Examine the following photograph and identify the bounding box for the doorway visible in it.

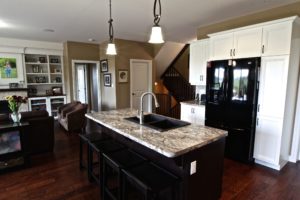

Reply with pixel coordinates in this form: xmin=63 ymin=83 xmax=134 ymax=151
xmin=130 ymin=59 xmax=152 ymax=112
xmin=72 ymin=60 xmax=101 ymax=112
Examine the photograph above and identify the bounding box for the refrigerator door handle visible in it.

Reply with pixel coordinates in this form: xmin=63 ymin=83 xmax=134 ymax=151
xmin=230 ymin=128 xmax=245 ymax=132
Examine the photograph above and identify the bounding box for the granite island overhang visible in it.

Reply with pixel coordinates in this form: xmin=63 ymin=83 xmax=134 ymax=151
xmin=86 ymin=109 xmax=227 ymax=200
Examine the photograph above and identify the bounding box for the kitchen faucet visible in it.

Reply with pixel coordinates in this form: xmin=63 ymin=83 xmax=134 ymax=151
xmin=139 ymin=92 xmax=160 ymax=124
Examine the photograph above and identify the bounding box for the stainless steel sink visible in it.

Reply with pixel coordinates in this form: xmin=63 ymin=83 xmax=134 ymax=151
xmin=124 ymin=114 xmax=190 ymax=132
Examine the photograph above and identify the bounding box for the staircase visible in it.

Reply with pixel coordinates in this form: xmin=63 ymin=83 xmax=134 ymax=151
xmin=157 ymin=44 xmax=195 ymax=119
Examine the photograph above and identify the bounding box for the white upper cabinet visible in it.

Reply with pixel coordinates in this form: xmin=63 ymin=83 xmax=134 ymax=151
xmin=234 ymin=27 xmax=262 ymax=58
xmin=189 ymin=39 xmax=209 ymax=85
xmin=209 ymin=27 xmax=262 ymax=60
xmin=209 ymin=33 xmax=233 ymax=61
xmin=262 ymin=22 xmax=293 ymax=56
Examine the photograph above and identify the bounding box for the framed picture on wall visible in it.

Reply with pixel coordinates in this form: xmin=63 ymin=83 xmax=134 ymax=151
xmin=103 ymin=73 xmax=111 ymax=87
xmin=100 ymin=59 xmax=108 ymax=72
xmin=118 ymin=70 xmax=128 ymax=83
xmin=0 ymin=53 xmax=24 ymax=86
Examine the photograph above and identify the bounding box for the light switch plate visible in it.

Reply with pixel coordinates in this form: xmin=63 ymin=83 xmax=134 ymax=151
xmin=190 ymin=160 xmax=197 ymax=175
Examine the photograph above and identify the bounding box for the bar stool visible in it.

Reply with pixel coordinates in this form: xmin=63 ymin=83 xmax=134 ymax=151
xmin=102 ymin=149 xmax=146 ymax=200
xmin=79 ymin=131 xmax=110 ymax=171
xmin=88 ymin=140 xmax=126 ymax=185
xmin=122 ymin=162 xmax=179 ymax=200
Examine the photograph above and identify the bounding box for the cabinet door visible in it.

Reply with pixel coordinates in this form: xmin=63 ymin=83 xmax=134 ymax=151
xmin=189 ymin=39 xmax=209 ymax=85
xmin=233 ymin=27 xmax=262 ymax=58
xmin=254 ymin=56 xmax=289 ymax=167
xmin=262 ymin=22 xmax=292 ymax=56
xmin=254 ymin=116 xmax=282 ymax=165
xmin=193 ymin=106 xmax=205 ymax=125
xmin=50 ymin=96 xmax=66 ymax=118
xmin=189 ymin=42 xmax=202 ymax=85
xmin=209 ymin=33 xmax=233 ymax=61
xmin=258 ymin=56 xmax=289 ymax=118
xmin=180 ymin=104 xmax=192 ymax=122
xmin=28 ymin=97 xmax=47 ymax=112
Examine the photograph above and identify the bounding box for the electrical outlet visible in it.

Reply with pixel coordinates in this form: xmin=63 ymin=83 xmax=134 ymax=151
xmin=190 ymin=161 xmax=197 ymax=175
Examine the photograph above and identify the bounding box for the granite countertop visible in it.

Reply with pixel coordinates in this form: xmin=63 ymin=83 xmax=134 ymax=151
xmin=86 ymin=109 xmax=227 ymax=158
xmin=181 ymin=100 xmax=205 ymax=107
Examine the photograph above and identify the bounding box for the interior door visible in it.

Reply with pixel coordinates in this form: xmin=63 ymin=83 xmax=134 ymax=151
xmin=75 ymin=64 xmax=87 ymax=104
xmin=130 ymin=60 xmax=152 ymax=112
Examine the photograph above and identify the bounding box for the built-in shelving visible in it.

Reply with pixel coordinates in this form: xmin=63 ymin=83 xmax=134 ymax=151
xmin=24 ymin=54 xmax=64 ymax=96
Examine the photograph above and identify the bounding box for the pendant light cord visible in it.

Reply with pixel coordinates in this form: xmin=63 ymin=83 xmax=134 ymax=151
xmin=108 ymin=0 xmax=114 ymax=43
xmin=153 ymin=0 xmax=161 ymax=26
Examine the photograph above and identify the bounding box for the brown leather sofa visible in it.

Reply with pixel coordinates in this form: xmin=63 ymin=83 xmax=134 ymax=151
xmin=0 ymin=110 xmax=54 ymax=155
xmin=57 ymin=102 xmax=88 ymax=132
xmin=20 ymin=110 xmax=54 ymax=155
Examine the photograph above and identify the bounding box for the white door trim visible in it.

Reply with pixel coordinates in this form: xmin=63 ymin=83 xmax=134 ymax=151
xmin=71 ymin=60 xmax=101 ymax=111
xmin=130 ymin=59 xmax=153 ymax=111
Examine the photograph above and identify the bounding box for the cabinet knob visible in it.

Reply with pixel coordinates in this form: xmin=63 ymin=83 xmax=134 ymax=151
xmin=191 ymin=108 xmax=195 ymax=113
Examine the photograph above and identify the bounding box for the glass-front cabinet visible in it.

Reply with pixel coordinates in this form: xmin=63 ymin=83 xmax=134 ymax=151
xmin=28 ymin=96 xmax=66 ymax=119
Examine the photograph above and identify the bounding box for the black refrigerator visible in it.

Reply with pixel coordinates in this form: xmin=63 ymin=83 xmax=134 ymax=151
xmin=205 ymin=57 xmax=260 ymax=163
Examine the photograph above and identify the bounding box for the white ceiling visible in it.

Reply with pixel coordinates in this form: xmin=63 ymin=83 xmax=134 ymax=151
xmin=0 ymin=0 xmax=299 ymax=44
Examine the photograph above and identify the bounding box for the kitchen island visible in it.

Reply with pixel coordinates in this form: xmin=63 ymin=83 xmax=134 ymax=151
xmin=86 ymin=109 xmax=227 ymax=200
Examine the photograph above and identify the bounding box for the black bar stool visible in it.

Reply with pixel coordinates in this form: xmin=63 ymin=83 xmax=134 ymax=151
xmin=102 ymin=149 xmax=146 ymax=200
xmin=88 ymin=140 xmax=126 ymax=186
xmin=122 ymin=162 xmax=179 ymax=200
xmin=79 ymin=131 xmax=110 ymax=171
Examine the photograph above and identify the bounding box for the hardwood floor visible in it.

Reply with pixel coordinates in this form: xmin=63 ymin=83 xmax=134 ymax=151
xmin=0 ymin=120 xmax=299 ymax=200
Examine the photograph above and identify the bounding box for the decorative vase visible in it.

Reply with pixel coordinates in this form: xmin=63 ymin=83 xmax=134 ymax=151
xmin=10 ymin=112 xmax=21 ymax=123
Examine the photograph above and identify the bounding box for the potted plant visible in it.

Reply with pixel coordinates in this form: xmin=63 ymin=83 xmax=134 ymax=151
xmin=5 ymin=95 xmax=27 ymax=123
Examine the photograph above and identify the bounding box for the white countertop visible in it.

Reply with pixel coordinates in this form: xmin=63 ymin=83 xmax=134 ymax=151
xmin=180 ymin=100 xmax=205 ymax=107
xmin=86 ymin=109 xmax=227 ymax=158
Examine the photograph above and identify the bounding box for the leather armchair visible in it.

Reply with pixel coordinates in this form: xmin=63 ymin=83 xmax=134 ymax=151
xmin=58 ymin=102 xmax=88 ymax=132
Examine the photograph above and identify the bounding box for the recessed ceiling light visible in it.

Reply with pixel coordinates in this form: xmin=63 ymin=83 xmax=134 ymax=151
xmin=88 ymin=38 xmax=96 ymax=42
xmin=44 ymin=28 xmax=55 ymax=32
xmin=0 ymin=20 xmax=9 ymax=28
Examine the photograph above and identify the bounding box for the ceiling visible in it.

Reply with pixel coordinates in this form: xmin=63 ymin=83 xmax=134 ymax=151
xmin=0 ymin=0 xmax=299 ymax=44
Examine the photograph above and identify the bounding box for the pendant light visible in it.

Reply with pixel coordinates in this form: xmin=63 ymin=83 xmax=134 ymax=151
xmin=106 ymin=0 xmax=117 ymax=55
xmin=149 ymin=0 xmax=164 ymax=44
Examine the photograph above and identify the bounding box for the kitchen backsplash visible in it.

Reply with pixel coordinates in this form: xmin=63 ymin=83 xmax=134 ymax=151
xmin=195 ymin=85 xmax=206 ymax=99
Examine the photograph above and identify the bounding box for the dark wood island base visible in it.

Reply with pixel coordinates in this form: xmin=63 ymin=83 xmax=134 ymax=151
xmin=100 ymin=124 xmax=226 ymax=200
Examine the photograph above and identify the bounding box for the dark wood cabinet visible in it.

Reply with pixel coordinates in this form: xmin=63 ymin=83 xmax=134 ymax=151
xmin=0 ymin=122 xmax=30 ymax=173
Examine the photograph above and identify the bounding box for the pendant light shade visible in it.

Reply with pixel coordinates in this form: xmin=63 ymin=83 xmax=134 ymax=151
xmin=106 ymin=0 xmax=117 ymax=55
xmin=149 ymin=0 xmax=164 ymax=44
xmin=149 ymin=26 xmax=164 ymax=44
xmin=106 ymin=42 xmax=117 ymax=55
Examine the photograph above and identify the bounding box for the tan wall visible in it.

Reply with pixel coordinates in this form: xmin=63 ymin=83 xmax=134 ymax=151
xmin=63 ymin=41 xmax=99 ymax=102
xmin=172 ymin=46 xmax=190 ymax=81
xmin=99 ymin=41 xmax=117 ymax=110
xmin=115 ymin=39 xmax=155 ymax=109
xmin=197 ymin=2 xmax=300 ymax=39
